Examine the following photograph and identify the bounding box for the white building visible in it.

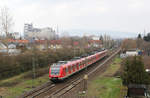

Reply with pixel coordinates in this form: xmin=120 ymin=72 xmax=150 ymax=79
xmin=90 ymin=35 xmax=100 ymax=40
xmin=24 ymin=23 xmax=33 ymax=39
xmin=24 ymin=23 xmax=56 ymax=40
xmin=126 ymin=50 xmax=138 ymax=56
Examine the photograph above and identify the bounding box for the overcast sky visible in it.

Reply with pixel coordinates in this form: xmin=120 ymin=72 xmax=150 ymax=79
xmin=0 ymin=0 xmax=150 ymax=37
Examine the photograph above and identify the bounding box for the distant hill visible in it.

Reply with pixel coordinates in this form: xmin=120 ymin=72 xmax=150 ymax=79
xmin=60 ymin=29 xmax=138 ymax=39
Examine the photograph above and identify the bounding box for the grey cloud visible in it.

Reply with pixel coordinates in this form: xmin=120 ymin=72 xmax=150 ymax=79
xmin=1 ymin=0 xmax=150 ymax=37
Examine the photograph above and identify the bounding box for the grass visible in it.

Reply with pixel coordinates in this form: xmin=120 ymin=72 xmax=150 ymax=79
xmin=0 ymin=57 xmax=123 ymax=98
xmin=6 ymin=74 xmax=49 ymax=98
xmin=88 ymin=77 xmax=122 ymax=98
xmin=87 ymin=56 xmax=125 ymax=98
xmin=0 ymin=67 xmax=49 ymax=98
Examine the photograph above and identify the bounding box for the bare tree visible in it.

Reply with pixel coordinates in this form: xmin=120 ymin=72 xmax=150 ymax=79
xmin=0 ymin=7 xmax=13 ymax=37
xmin=121 ymin=39 xmax=137 ymax=51
xmin=0 ymin=7 xmax=13 ymax=52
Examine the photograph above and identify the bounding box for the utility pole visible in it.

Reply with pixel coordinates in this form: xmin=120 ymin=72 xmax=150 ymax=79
xmin=83 ymin=52 xmax=88 ymax=94
xmin=32 ymin=55 xmax=36 ymax=88
xmin=32 ymin=39 xmax=36 ymax=88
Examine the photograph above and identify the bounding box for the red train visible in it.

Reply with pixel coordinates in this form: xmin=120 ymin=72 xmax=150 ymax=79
xmin=49 ymin=50 xmax=108 ymax=82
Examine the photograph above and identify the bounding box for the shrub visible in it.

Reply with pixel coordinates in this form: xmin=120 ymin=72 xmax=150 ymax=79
xmin=121 ymin=56 xmax=150 ymax=85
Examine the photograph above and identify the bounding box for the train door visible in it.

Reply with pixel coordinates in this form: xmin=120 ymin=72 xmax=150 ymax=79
xmin=79 ymin=62 xmax=81 ymax=69
xmin=91 ymin=57 xmax=93 ymax=64
xmin=63 ymin=68 xmax=66 ymax=77
xmin=82 ymin=60 xmax=85 ymax=68
xmin=73 ymin=64 xmax=75 ymax=72
xmin=68 ymin=66 xmax=71 ymax=74
xmin=65 ymin=67 xmax=68 ymax=77
xmin=76 ymin=62 xmax=79 ymax=70
xmin=90 ymin=57 xmax=92 ymax=64
xmin=94 ymin=56 xmax=96 ymax=62
xmin=97 ymin=53 xmax=100 ymax=60
xmin=84 ymin=59 xmax=86 ymax=67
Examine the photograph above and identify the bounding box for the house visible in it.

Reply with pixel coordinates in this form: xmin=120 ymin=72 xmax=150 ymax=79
xmin=127 ymin=84 xmax=150 ymax=97
xmin=0 ymin=42 xmax=7 ymax=49
xmin=0 ymin=42 xmax=7 ymax=53
xmin=0 ymin=42 xmax=21 ymax=55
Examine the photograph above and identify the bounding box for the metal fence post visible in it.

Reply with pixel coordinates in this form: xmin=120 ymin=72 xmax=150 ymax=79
xmin=83 ymin=75 xmax=88 ymax=92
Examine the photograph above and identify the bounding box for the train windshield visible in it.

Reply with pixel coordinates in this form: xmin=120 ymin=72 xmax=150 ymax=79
xmin=51 ymin=61 xmax=68 ymax=75
xmin=51 ymin=68 xmax=60 ymax=75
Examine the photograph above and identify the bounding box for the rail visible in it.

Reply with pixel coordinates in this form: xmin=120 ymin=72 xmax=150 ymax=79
xmin=49 ymin=48 xmax=121 ymax=98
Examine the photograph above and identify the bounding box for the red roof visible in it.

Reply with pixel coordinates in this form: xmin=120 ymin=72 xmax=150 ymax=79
xmin=88 ymin=40 xmax=101 ymax=43
xmin=8 ymin=39 xmax=29 ymax=43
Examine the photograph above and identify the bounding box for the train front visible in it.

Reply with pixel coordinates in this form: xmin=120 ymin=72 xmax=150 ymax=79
xmin=49 ymin=61 xmax=66 ymax=82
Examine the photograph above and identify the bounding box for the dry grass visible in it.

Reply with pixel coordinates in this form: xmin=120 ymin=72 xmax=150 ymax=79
xmin=87 ymin=57 xmax=125 ymax=98
xmin=0 ymin=67 xmax=49 ymax=98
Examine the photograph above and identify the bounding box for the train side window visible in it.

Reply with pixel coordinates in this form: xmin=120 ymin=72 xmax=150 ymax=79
xmin=73 ymin=65 xmax=75 ymax=70
xmin=70 ymin=66 xmax=72 ymax=71
xmin=74 ymin=64 xmax=77 ymax=69
xmin=82 ymin=61 xmax=84 ymax=65
xmin=68 ymin=66 xmax=70 ymax=72
xmin=69 ymin=66 xmax=71 ymax=72
xmin=74 ymin=64 xmax=76 ymax=69
xmin=76 ymin=63 xmax=79 ymax=69
xmin=66 ymin=67 xmax=68 ymax=73
xmin=73 ymin=65 xmax=74 ymax=70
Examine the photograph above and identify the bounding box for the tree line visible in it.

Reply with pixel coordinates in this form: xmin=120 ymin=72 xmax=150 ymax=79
xmin=0 ymin=47 xmax=91 ymax=80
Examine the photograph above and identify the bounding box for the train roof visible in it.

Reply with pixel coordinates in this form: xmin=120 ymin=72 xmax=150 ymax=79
xmin=51 ymin=61 xmax=68 ymax=68
xmin=51 ymin=49 xmax=107 ymax=68
xmin=62 ymin=50 xmax=107 ymax=68
xmin=70 ymin=57 xmax=81 ymax=61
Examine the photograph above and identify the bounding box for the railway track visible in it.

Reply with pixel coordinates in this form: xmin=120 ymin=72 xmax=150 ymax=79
xmin=19 ymin=48 xmax=120 ymax=98
xmin=49 ymin=48 xmax=121 ymax=98
xmin=19 ymin=82 xmax=54 ymax=98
